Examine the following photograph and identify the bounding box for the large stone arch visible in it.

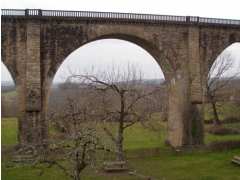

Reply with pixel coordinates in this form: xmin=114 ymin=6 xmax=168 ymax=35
xmin=44 ymin=37 xmax=169 ymax=145
xmin=205 ymin=40 xmax=240 ymax=75
xmin=40 ymin=20 xmax=190 ymax=87
xmin=199 ymin=27 xmax=240 ymax=93
xmin=41 ymin=27 xmax=194 ymax=148
xmin=38 ymin=20 xmax=200 ymax=148
xmin=204 ymin=42 xmax=240 ymax=103
xmin=41 ymin=32 xmax=173 ymax=123
xmin=45 ymin=34 xmax=171 ymax=83
xmin=200 ymin=40 xmax=240 ymax=101
xmin=47 ymin=35 xmax=170 ymax=93
xmin=206 ymin=41 xmax=240 ymax=76
xmin=42 ymin=35 xmax=170 ymax=144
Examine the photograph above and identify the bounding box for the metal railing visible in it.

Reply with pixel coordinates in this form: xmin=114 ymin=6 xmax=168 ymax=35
xmin=2 ymin=9 xmax=240 ymax=26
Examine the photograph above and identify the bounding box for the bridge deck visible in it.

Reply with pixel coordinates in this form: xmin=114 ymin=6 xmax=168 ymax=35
xmin=1 ymin=9 xmax=240 ymax=27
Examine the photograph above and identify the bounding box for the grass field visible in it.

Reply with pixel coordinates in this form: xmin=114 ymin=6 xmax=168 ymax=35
xmin=2 ymin=118 xmax=240 ymax=180
xmin=2 ymin=117 xmax=18 ymax=146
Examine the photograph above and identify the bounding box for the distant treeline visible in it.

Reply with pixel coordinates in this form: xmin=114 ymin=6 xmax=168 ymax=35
xmin=1 ymin=83 xmax=15 ymax=93
xmin=2 ymin=77 xmax=240 ymax=118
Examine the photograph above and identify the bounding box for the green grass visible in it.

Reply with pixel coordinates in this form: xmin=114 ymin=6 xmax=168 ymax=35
xmin=206 ymin=132 xmax=240 ymax=143
xmin=129 ymin=149 xmax=240 ymax=180
xmin=2 ymin=118 xmax=240 ymax=180
xmin=3 ymin=117 xmax=240 ymax=149
xmin=2 ymin=147 xmax=240 ymax=180
xmin=95 ymin=120 xmax=166 ymax=150
xmin=205 ymin=123 xmax=240 ymax=143
xmin=1 ymin=117 xmax=18 ymax=146
xmin=124 ymin=123 xmax=165 ymax=150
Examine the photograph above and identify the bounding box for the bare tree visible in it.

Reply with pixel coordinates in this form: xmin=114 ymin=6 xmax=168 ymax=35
xmin=38 ymin=92 xmax=104 ymax=180
xmin=207 ymin=52 xmax=240 ymax=126
xmin=66 ymin=67 xmax=158 ymax=161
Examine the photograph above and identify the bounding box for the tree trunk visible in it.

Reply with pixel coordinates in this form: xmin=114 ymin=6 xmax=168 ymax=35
xmin=211 ymin=101 xmax=221 ymax=126
xmin=115 ymin=91 xmax=125 ymax=161
xmin=116 ymin=120 xmax=124 ymax=161
xmin=74 ymin=151 xmax=81 ymax=180
xmin=74 ymin=174 xmax=80 ymax=180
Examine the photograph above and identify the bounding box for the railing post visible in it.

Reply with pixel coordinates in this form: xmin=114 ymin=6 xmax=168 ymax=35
xmin=186 ymin=16 xmax=190 ymax=23
xmin=25 ymin=9 xmax=29 ymax=16
xmin=38 ymin=9 xmax=42 ymax=16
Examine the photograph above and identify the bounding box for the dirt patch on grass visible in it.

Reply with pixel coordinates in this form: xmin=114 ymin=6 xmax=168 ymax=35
xmin=207 ymin=140 xmax=240 ymax=151
xmin=207 ymin=126 xmax=240 ymax=135
xmin=205 ymin=117 xmax=240 ymax=124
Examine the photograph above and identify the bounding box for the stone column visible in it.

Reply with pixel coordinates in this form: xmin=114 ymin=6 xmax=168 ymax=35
xmin=19 ymin=20 xmax=47 ymax=147
xmin=188 ymin=26 xmax=204 ymax=146
xmin=167 ymin=70 xmax=192 ymax=147
xmin=166 ymin=26 xmax=204 ymax=148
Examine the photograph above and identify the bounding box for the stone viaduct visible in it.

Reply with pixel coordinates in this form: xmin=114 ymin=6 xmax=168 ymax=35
xmin=1 ymin=9 xmax=240 ymax=148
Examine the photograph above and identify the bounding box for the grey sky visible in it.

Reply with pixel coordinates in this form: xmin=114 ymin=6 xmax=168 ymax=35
xmin=1 ymin=0 xmax=240 ymax=83
xmin=54 ymin=39 xmax=164 ymax=82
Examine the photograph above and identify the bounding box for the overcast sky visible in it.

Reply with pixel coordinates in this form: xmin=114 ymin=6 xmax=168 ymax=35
xmin=1 ymin=0 xmax=240 ymax=83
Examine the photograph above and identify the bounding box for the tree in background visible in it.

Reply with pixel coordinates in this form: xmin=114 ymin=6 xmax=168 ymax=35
xmin=39 ymin=93 xmax=104 ymax=180
xmin=66 ymin=67 xmax=158 ymax=161
xmin=207 ymin=52 xmax=240 ymax=126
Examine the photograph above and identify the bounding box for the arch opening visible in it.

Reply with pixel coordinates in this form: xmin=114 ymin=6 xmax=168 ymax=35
xmin=209 ymin=43 xmax=240 ymax=80
xmin=53 ymin=38 xmax=165 ymax=83
xmin=48 ymin=34 xmax=170 ymax=83
xmin=47 ymin=38 xmax=168 ymax=154
xmin=205 ymin=42 xmax=240 ymax=133
xmin=1 ymin=62 xmax=19 ymax=146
